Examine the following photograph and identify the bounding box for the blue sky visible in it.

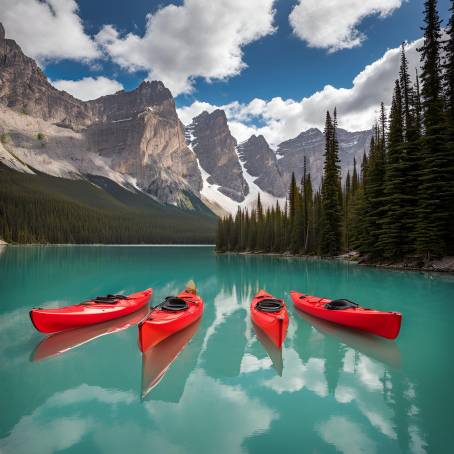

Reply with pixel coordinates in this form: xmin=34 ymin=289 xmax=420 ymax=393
xmin=1 ymin=0 xmax=452 ymax=145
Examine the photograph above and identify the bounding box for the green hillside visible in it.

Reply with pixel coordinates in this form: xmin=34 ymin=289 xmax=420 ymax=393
xmin=0 ymin=165 xmax=216 ymax=244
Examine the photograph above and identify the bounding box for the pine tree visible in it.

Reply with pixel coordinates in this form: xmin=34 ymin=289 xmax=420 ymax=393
xmin=414 ymin=70 xmax=423 ymax=136
xmin=415 ymin=0 xmax=453 ymax=257
xmin=359 ymin=129 xmax=386 ymax=257
xmin=320 ymin=110 xmax=342 ymax=255
xmin=291 ymin=188 xmax=304 ymax=253
xmin=343 ymin=171 xmax=351 ymax=250
xmin=443 ymin=0 xmax=454 ymax=251
xmin=351 ymin=157 xmax=359 ymax=193
xmin=379 ymin=81 xmax=407 ymax=257
xmin=288 ymin=172 xmax=298 ymax=222
xmin=302 ymin=171 xmax=314 ymax=253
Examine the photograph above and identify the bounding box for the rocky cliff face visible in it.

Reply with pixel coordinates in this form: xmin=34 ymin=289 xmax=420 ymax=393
xmin=185 ymin=110 xmax=248 ymax=202
xmin=276 ymin=128 xmax=371 ymax=188
xmin=0 ymin=23 xmax=202 ymax=207
xmin=0 ymin=23 xmax=92 ymax=129
xmin=85 ymin=81 xmax=202 ymax=205
xmin=237 ymin=135 xmax=286 ymax=197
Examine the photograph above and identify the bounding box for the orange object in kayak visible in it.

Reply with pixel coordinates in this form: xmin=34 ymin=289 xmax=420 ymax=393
xmin=290 ymin=291 xmax=402 ymax=340
xmin=250 ymin=290 xmax=289 ymax=348
xmin=30 ymin=289 xmax=152 ymax=334
xmin=138 ymin=286 xmax=204 ymax=352
xmin=32 ymin=305 xmax=150 ymax=361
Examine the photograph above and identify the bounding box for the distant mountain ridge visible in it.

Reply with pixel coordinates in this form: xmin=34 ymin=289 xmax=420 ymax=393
xmin=276 ymin=127 xmax=372 ymax=188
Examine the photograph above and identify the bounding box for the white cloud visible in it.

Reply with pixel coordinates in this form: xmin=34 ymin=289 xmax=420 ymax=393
xmin=51 ymin=76 xmax=124 ymax=101
xmin=96 ymin=0 xmax=276 ymax=95
xmin=318 ymin=416 xmax=376 ymax=454
xmin=0 ymin=0 xmax=100 ymax=63
xmin=289 ymin=0 xmax=404 ymax=52
xmin=178 ymin=38 xmax=421 ymax=147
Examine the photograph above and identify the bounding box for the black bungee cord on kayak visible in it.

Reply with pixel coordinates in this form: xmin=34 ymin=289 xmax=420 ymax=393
xmin=153 ymin=296 xmax=189 ymax=312
xmin=255 ymin=299 xmax=284 ymax=313
xmin=324 ymin=299 xmax=359 ymax=310
xmin=83 ymin=294 xmax=128 ymax=304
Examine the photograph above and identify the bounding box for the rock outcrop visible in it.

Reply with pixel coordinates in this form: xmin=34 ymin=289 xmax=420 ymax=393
xmin=186 ymin=110 xmax=248 ymax=202
xmin=237 ymin=135 xmax=286 ymax=197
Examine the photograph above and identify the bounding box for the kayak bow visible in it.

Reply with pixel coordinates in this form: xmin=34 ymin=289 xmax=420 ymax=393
xmin=250 ymin=290 xmax=289 ymax=348
xmin=30 ymin=289 xmax=152 ymax=334
xmin=290 ymin=291 xmax=402 ymax=340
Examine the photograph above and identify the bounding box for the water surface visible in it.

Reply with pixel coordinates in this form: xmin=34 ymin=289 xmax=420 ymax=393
xmin=0 ymin=246 xmax=453 ymax=453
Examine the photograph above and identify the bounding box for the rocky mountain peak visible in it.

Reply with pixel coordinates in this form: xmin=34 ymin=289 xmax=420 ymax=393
xmin=193 ymin=109 xmax=229 ymax=130
xmin=0 ymin=22 xmax=5 ymax=41
xmin=87 ymin=79 xmax=177 ymax=123
xmin=186 ymin=109 xmax=248 ymax=202
xmin=237 ymin=134 xmax=286 ymax=197
xmin=243 ymin=134 xmax=268 ymax=148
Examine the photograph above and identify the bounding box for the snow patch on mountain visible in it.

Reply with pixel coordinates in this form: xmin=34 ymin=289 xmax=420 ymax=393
xmin=236 ymin=146 xmax=285 ymax=211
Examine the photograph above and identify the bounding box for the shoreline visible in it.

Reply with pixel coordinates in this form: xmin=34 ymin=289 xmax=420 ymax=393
xmin=2 ymin=241 xmax=453 ymax=273
xmin=216 ymin=251 xmax=454 ymax=274
xmin=0 ymin=243 xmax=215 ymax=247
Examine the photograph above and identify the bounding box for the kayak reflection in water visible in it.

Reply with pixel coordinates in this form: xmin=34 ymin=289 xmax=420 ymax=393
xmin=252 ymin=322 xmax=284 ymax=376
xmin=294 ymin=309 xmax=401 ymax=368
xmin=31 ymin=305 xmax=150 ymax=362
xmin=141 ymin=318 xmax=201 ymax=400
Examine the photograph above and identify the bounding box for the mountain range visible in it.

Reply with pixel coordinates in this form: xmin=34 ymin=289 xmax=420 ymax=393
xmin=0 ymin=22 xmax=371 ymax=226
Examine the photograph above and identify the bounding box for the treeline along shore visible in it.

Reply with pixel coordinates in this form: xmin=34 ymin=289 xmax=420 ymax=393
xmin=216 ymin=0 xmax=454 ymax=272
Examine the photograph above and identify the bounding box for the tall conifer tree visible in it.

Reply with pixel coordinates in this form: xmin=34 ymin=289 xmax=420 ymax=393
xmin=320 ymin=110 xmax=342 ymax=255
xmin=416 ymin=0 xmax=452 ymax=257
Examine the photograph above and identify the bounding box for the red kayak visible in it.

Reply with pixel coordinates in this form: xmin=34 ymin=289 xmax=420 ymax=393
xmin=250 ymin=290 xmax=289 ymax=348
xmin=290 ymin=291 xmax=402 ymax=340
xmin=30 ymin=289 xmax=152 ymax=334
xmin=138 ymin=284 xmax=203 ymax=352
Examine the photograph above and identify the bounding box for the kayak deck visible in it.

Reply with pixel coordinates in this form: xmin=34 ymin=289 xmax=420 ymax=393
xmin=251 ymin=290 xmax=289 ymax=348
xmin=138 ymin=290 xmax=204 ymax=352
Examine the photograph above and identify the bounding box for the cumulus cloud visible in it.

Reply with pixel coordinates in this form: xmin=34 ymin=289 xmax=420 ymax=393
xmin=289 ymin=0 xmax=404 ymax=52
xmin=51 ymin=76 xmax=124 ymax=101
xmin=95 ymin=0 xmax=276 ymax=95
xmin=0 ymin=0 xmax=100 ymax=63
xmin=178 ymin=38 xmax=421 ymax=147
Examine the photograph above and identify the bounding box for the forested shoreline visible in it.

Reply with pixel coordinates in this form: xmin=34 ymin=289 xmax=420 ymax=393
xmin=216 ymin=0 xmax=454 ymax=264
xmin=0 ymin=165 xmax=216 ymax=245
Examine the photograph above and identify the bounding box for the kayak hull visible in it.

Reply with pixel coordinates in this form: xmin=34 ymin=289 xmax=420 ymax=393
xmin=250 ymin=290 xmax=289 ymax=348
xmin=290 ymin=291 xmax=402 ymax=339
xmin=30 ymin=289 xmax=152 ymax=334
xmin=138 ymin=290 xmax=204 ymax=352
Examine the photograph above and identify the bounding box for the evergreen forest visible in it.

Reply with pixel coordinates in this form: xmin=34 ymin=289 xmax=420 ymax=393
xmin=217 ymin=0 xmax=454 ymax=261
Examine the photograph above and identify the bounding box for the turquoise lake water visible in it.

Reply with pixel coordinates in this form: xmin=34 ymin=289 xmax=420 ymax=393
xmin=0 ymin=246 xmax=453 ymax=454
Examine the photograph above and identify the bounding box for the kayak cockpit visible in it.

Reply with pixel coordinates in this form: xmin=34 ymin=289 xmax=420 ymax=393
xmin=255 ymin=299 xmax=284 ymax=313
xmin=324 ymin=299 xmax=360 ymax=310
xmin=157 ymin=296 xmax=189 ymax=312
